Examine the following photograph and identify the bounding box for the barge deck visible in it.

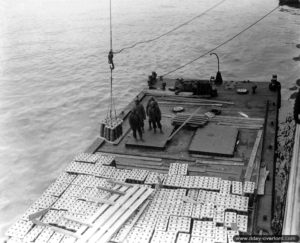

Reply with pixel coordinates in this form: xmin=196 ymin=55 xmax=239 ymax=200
xmin=5 ymin=79 xmax=280 ymax=243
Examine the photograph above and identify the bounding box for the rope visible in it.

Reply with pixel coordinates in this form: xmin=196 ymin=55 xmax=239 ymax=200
xmin=114 ymin=0 xmax=227 ymax=54
xmin=161 ymin=5 xmax=280 ymax=77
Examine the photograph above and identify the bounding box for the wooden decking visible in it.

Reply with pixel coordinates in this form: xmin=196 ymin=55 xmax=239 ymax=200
xmin=96 ymin=79 xmax=280 ymax=234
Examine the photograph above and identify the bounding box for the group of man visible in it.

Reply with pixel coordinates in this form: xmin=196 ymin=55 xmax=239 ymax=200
xmin=129 ymin=97 xmax=162 ymax=140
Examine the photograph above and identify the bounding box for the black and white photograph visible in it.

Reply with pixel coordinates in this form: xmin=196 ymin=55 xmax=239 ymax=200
xmin=0 ymin=0 xmax=299 ymax=242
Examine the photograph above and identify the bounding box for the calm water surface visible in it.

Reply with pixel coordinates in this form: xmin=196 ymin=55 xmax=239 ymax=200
xmin=0 ymin=0 xmax=299 ymax=238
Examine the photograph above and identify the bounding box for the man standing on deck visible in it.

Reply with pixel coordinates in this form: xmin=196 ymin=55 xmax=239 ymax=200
xmin=146 ymin=97 xmax=155 ymax=130
xmin=134 ymin=98 xmax=146 ymax=132
xmin=129 ymin=107 xmax=143 ymax=140
xmin=147 ymin=97 xmax=162 ymax=133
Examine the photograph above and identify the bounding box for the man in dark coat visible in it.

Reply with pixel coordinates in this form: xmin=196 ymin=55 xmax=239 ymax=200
xmin=129 ymin=107 xmax=143 ymax=140
xmin=135 ymin=99 xmax=146 ymax=132
xmin=147 ymin=98 xmax=162 ymax=133
xmin=146 ymin=97 xmax=155 ymax=130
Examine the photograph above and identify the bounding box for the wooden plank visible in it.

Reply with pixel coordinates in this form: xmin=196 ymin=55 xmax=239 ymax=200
xmin=63 ymin=215 xmax=94 ymax=227
xmin=257 ymin=167 xmax=269 ymax=195
xmin=117 ymin=165 xmax=167 ymax=174
xmin=28 ymin=208 xmax=49 ymax=220
xmin=50 ymin=226 xmax=79 ymax=239
xmin=188 ymin=166 xmax=207 ymax=173
xmin=192 ymin=154 xmax=243 ymax=162
xmin=31 ymin=218 xmax=48 ymax=227
xmin=176 ymin=114 xmax=264 ymax=124
xmin=190 ymin=165 xmax=242 ymax=175
xmin=31 ymin=219 xmax=79 ymax=238
xmin=244 ymin=130 xmax=263 ymax=181
xmin=212 ymin=116 xmax=264 ymax=122
xmin=126 ymin=125 xmax=173 ymax=149
xmin=86 ymin=186 xmax=128 ymax=221
xmin=217 ymin=122 xmax=262 ymax=130
xmin=85 ymin=196 xmax=116 ymax=205
xmin=113 ymin=200 xmax=150 ymax=243
xmin=83 ymin=187 xmax=148 ymax=242
xmin=97 ymin=186 xmax=126 ymax=195
xmin=167 ymin=107 xmax=201 ymax=142
xmin=75 ymin=185 xmax=128 ymax=236
xmin=76 ymin=186 xmax=140 ymax=241
xmin=195 ymin=160 xmax=244 ymax=166
xmin=99 ymin=152 xmax=162 ymax=162
xmin=100 ymin=150 xmax=196 ymax=163
xmin=116 ymin=161 xmax=165 ymax=170
xmin=115 ymin=157 xmax=162 ymax=166
xmin=106 ymin=179 xmax=134 ymax=187
xmin=97 ymin=192 xmax=152 ymax=243
xmin=92 ymin=189 xmax=153 ymax=243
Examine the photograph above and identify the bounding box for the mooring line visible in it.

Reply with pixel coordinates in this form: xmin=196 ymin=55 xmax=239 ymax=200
xmin=161 ymin=5 xmax=280 ymax=77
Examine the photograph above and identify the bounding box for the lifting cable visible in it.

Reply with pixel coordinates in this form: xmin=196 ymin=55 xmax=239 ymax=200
xmin=114 ymin=0 xmax=227 ymax=54
xmin=161 ymin=5 xmax=280 ymax=77
xmin=101 ymin=0 xmax=123 ymax=143
xmin=107 ymin=0 xmax=117 ymax=120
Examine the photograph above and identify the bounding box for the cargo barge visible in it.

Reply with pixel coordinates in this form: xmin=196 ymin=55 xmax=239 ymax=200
xmin=5 ymin=77 xmax=281 ymax=243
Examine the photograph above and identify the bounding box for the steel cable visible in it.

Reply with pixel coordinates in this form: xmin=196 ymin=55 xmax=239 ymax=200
xmin=114 ymin=0 xmax=227 ymax=54
xmin=161 ymin=5 xmax=280 ymax=77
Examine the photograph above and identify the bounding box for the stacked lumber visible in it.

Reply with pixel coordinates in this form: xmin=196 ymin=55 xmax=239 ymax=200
xmin=172 ymin=114 xmax=208 ymax=127
xmin=213 ymin=115 xmax=264 ymax=129
xmin=172 ymin=114 xmax=264 ymax=129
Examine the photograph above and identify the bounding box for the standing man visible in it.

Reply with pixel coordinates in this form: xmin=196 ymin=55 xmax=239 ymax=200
xmin=146 ymin=97 xmax=155 ymax=130
xmin=147 ymin=98 xmax=162 ymax=133
xmin=129 ymin=107 xmax=143 ymax=140
xmin=135 ymin=98 xmax=146 ymax=132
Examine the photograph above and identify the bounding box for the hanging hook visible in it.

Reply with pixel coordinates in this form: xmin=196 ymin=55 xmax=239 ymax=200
xmin=108 ymin=49 xmax=115 ymax=70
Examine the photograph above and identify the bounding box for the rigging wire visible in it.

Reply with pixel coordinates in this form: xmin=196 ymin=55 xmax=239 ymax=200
xmin=2 ymin=4 xmax=281 ymax=99
xmin=107 ymin=0 xmax=116 ymax=120
xmin=114 ymin=0 xmax=227 ymax=54
xmin=161 ymin=5 xmax=280 ymax=77
xmin=109 ymin=0 xmax=113 ymax=51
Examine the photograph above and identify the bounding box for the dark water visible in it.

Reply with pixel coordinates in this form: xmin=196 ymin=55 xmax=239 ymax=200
xmin=0 ymin=0 xmax=299 ymax=238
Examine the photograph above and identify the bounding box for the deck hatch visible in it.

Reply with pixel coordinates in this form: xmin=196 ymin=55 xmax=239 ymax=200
xmin=189 ymin=124 xmax=238 ymax=157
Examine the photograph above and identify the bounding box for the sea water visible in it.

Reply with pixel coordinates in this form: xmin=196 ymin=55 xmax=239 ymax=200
xmin=0 ymin=0 xmax=299 ymax=237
